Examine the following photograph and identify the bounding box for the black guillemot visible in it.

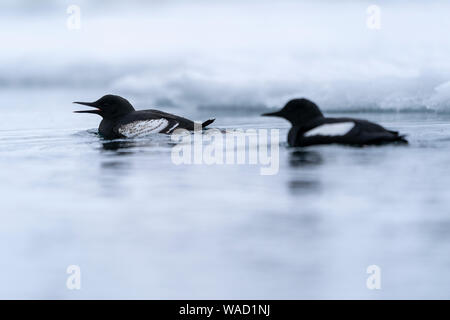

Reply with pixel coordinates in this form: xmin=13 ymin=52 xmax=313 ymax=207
xmin=262 ymin=98 xmax=407 ymax=147
xmin=74 ymin=95 xmax=215 ymax=139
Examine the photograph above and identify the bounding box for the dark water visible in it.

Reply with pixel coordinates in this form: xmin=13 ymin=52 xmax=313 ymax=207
xmin=1 ymin=89 xmax=450 ymax=299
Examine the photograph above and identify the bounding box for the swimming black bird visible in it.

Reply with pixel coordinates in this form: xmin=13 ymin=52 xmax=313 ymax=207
xmin=74 ymin=95 xmax=215 ymax=139
xmin=262 ymin=98 xmax=407 ymax=147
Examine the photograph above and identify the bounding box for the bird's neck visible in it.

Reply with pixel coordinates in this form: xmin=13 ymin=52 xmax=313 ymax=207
xmin=289 ymin=115 xmax=323 ymax=126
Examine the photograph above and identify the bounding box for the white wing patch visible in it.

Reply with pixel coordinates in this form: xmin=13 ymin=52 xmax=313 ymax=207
xmin=304 ymin=122 xmax=355 ymax=137
xmin=118 ymin=119 xmax=169 ymax=137
xmin=166 ymin=122 xmax=179 ymax=133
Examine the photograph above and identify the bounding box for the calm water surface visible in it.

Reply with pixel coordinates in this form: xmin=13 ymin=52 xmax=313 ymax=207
xmin=1 ymin=90 xmax=450 ymax=299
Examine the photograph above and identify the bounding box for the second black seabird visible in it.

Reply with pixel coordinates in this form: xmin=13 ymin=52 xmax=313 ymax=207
xmin=262 ymin=98 xmax=407 ymax=147
xmin=74 ymin=95 xmax=215 ymax=139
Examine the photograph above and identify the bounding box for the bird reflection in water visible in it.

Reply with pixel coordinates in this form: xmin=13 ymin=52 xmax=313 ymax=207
xmin=100 ymin=135 xmax=173 ymax=154
xmin=101 ymin=140 xmax=140 ymax=154
xmin=288 ymin=150 xmax=324 ymax=194
xmin=289 ymin=150 xmax=324 ymax=167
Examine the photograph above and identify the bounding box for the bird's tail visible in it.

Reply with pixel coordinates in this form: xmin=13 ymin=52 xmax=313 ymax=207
xmin=202 ymin=119 xmax=215 ymax=128
xmin=390 ymin=131 xmax=408 ymax=144
xmin=397 ymin=135 xmax=409 ymax=144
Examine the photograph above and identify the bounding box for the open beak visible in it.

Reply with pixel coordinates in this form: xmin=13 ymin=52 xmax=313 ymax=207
xmin=261 ymin=110 xmax=282 ymax=117
xmin=73 ymin=101 xmax=102 ymax=115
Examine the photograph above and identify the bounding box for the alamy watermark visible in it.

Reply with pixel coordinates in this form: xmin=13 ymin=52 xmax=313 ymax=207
xmin=366 ymin=265 xmax=381 ymax=290
xmin=66 ymin=265 xmax=81 ymax=290
xmin=366 ymin=5 xmax=381 ymax=30
xmin=67 ymin=5 xmax=81 ymax=30
xmin=170 ymin=124 xmax=280 ymax=175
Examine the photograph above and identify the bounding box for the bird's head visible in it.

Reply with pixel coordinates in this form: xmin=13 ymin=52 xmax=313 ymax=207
xmin=262 ymin=98 xmax=324 ymax=126
xmin=74 ymin=95 xmax=135 ymax=119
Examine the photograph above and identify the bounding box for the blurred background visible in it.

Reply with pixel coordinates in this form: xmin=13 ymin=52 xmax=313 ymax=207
xmin=1 ymin=0 xmax=450 ymax=299
xmin=1 ymin=0 xmax=450 ymax=118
